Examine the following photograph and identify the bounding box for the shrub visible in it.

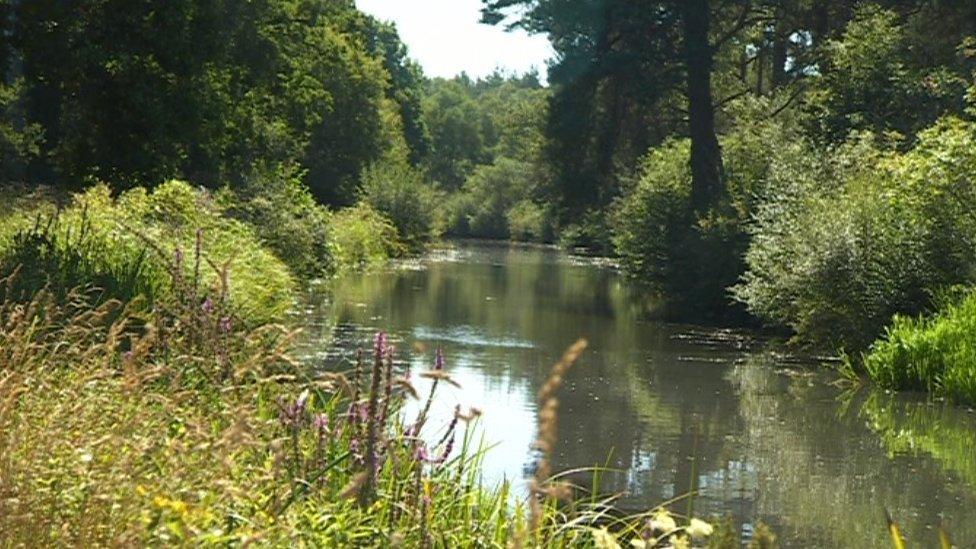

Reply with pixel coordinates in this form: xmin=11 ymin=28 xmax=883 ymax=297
xmin=360 ymin=156 xmax=441 ymax=251
xmin=447 ymin=157 xmax=541 ymax=240
xmin=0 ymin=81 xmax=44 ymax=182
xmin=611 ymin=101 xmax=807 ymax=319
xmin=329 ymin=202 xmax=403 ymax=270
xmin=863 ymin=290 xmax=976 ymax=404
xmin=219 ymin=164 xmax=337 ymax=278
xmin=0 ymin=181 xmax=295 ymax=324
xmin=507 ymin=199 xmax=548 ymax=242
xmin=611 ymin=139 xmax=693 ymax=282
xmin=734 ymin=118 xmax=976 ymax=349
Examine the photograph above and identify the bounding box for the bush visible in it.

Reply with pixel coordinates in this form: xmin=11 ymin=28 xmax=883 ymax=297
xmin=507 ymin=200 xmax=548 ymax=242
xmin=734 ymin=118 xmax=976 ymax=349
xmin=0 ymin=181 xmax=295 ymax=324
xmin=219 ymin=164 xmax=337 ymax=278
xmin=447 ymin=157 xmax=542 ymax=240
xmin=0 ymin=80 xmax=43 ymax=182
xmin=864 ymin=290 xmax=976 ymax=404
xmin=611 ymin=101 xmax=806 ymax=319
xmin=329 ymin=202 xmax=403 ymax=270
xmin=360 ymin=156 xmax=441 ymax=250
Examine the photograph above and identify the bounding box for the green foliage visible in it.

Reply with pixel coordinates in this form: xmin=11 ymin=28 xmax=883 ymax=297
xmin=0 ymin=181 xmax=295 ymax=324
xmin=611 ymin=139 xmax=693 ymax=283
xmin=507 ymin=200 xmax=549 ymax=242
xmin=329 ymin=202 xmax=403 ymax=271
xmin=805 ymin=5 xmax=968 ymax=145
xmin=449 ymin=157 xmax=542 ymax=240
xmin=0 ymin=80 xmax=43 ymax=182
xmin=10 ymin=0 xmax=396 ymax=204
xmin=360 ymin=155 xmax=441 ymax=250
xmin=863 ymin=290 xmax=976 ymax=404
xmin=422 ymin=79 xmax=487 ymax=190
xmin=219 ymin=164 xmax=336 ymax=279
xmin=735 ymin=118 xmax=976 ymax=349
xmin=612 ymin=100 xmax=806 ymax=318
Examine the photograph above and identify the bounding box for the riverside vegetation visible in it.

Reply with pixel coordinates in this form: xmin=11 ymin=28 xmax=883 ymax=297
xmin=0 ymin=210 xmax=750 ymax=546
xmin=1 ymin=0 xmax=976 ymax=545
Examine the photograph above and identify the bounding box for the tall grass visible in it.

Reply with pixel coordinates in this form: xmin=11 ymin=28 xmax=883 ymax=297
xmin=863 ymin=289 xmax=976 ymax=405
xmin=0 ymin=182 xmax=295 ymax=324
xmin=0 ymin=253 xmax=737 ymax=546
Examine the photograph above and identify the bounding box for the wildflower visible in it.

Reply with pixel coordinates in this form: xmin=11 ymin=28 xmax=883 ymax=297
xmin=313 ymin=413 xmax=329 ymax=435
xmin=435 ymin=435 xmax=455 ymax=464
xmin=591 ymin=527 xmax=621 ymax=549
xmin=650 ymin=509 xmax=677 ymax=535
xmin=122 ymin=350 xmax=134 ymax=363
xmin=687 ymin=518 xmax=714 ymax=539
xmin=219 ymin=316 xmax=232 ymax=333
xmin=457 ymin=406 xmax=482 ymax=422
xmin=373 ymin=332 xmax=387 ymax=361
xmin=277 ymin=390 xmax=309 ymax=428
xmin=434 ymin=348 xmax=445 ymax=370
xmin=349 ymin=438 xmax=364 ymax=464
xmin=201 ymin=297 xmax=214 ymax=315
xmin=413 ymin=444 xmax=429 ymax=462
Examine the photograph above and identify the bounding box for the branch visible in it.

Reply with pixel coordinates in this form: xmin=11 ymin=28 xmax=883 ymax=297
xmin=711 ymin=1 xmax=774 ymax=51
xmin=766 ymin=84 xmax=806 ymax=119
xmin=713 ymin=88 xmax=751 ymax=109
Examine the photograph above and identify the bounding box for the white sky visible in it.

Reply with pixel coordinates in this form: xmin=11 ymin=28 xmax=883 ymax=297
xmin=356 ymin=0 xmax=553 ymax=80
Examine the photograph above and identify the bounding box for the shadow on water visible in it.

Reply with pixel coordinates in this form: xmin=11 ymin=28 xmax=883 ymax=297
xmin=291 ymin=241 xmax=976 ymax=548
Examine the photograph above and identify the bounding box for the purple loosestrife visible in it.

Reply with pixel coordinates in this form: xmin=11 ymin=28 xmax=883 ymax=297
xmin=193 ymin=228 xmax=203 ymax=293
xmin=278 ymin=390 xmax=309 ymax=429
xmin=313 ymin=413 xmax=329 ymax=436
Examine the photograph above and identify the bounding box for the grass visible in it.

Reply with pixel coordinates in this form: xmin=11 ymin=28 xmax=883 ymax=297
xmin=0 ymin=182 xmax=295 ymax=325
xmin=0 ymin=182 xmax=776 ymax=547
xmin=0 ymin=259 xmax=743 ymax=547
xmin=863 ymin=289 xmax=976 ymax=405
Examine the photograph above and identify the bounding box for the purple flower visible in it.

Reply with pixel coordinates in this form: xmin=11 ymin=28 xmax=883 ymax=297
xmin=219 ymin=316 xmax=232 ymax=333
xmin=122 ymin=350 xmax=134 ymax=362
xmin=278 ymin=390 xmax=310 ymax=428
xmin=313 ymin=413 xmax=330 ymax=435
xmin=437 ymin=435 xmax=455 ymax=463
xmin=201 ymin=297 xmax=214 ymax=315
xmin=414 ymin=444 xmax=429 ymax=462
xmin=434 ymin=348 xmax=445 ymax=371
xmin=373 ymin=332 xmax=388 ymax=361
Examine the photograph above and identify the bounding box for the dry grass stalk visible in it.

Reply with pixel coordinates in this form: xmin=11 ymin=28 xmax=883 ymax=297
xmin=529 ymin=338 xmax=588 ymax=532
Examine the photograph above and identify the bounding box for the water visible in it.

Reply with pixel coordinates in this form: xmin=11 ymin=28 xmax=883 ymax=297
xmin=293 ymin=241 xmax=976 ymax=547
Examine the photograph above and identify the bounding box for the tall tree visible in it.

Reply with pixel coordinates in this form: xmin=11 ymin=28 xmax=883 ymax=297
xmin=680 ymin=0 xmax=723 ymax=213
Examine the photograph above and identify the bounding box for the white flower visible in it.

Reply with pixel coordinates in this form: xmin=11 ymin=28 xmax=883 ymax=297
xmin=687 ymin=518 xmax=714 ymax=539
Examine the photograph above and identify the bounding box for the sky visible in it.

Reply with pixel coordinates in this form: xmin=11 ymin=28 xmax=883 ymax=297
xmin=356 ymin=0 xmax=553 ymax=81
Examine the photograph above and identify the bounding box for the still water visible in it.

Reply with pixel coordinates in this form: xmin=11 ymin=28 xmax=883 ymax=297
xmin=294 ymin=241 xmax=976 ymax=547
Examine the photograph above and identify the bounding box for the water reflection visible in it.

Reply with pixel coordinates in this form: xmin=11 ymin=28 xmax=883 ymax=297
xmin=293 ymin=241 xmax=976 ymax=548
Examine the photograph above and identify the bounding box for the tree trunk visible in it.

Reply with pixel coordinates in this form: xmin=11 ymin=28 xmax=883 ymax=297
xmin=681 ymin=0 xmax=722 ymax=214
xmin=771 ymin=11 xmax=788 ymax=88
